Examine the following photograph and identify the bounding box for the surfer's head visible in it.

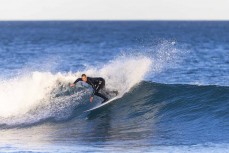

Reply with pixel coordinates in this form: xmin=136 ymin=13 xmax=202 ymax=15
xmin=81 ymin=74 xmax=87 ymax=82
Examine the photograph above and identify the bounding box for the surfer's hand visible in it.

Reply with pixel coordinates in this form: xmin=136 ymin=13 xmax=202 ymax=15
xmin=90 ymin=97 xmax=93 ymax=103
xmin=70 ymin=84 xmax=75 ymax=87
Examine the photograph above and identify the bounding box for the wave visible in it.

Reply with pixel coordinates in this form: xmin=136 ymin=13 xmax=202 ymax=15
xmin=0 ymin=41 xmax=180 ymax=128
xmin=0 ymin=54 xmax=152 ymax=127
xmin=1 ymin=44 xmax=227 ymax=129
xmin=1 ymin=77 xmax=228 ymax=129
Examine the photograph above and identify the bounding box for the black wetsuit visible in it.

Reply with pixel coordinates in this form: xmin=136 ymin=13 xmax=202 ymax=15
xmin=74 ymin=77 xmax=108 ymax=102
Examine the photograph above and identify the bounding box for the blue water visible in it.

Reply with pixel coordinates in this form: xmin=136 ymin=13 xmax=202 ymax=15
xmin=0 ymin=21 xmax=228 ymax=153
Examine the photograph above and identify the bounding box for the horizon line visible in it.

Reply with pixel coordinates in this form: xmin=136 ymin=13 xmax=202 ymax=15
xmin=0 ymin=19 xmax=229 ymax=22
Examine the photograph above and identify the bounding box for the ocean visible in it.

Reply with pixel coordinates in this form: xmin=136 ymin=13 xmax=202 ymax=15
xmin=0 ymin=21 xmax=228 ymax=153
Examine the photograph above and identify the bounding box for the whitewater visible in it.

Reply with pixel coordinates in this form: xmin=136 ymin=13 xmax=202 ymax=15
xmin=0 ymin=55 xmax=152 ymax=126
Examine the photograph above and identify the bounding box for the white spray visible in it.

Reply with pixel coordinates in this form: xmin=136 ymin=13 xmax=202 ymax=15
xmin=0 ymin=55 xmax=152 ymax=126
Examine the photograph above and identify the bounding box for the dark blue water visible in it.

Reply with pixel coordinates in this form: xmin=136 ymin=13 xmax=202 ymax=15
xmin=0 ymin=21 xmax=228 ymax=152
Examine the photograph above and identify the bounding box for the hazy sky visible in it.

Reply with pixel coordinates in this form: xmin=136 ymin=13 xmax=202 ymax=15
xmin=0 ymin=0 xmax=228 ymax=20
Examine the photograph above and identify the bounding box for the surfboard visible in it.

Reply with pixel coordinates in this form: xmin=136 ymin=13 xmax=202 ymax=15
xmin=84 ymin=96 xmax=119 ymax=112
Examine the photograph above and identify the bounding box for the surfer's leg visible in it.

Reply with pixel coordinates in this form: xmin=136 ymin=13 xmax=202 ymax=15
xmin=94 ymin=80 xmax=108 ymax=103
xmin=94 ymin=92 xmax=108 ymax=103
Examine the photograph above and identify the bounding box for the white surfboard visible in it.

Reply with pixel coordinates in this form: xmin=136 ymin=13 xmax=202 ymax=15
xmin=84 ymin=96 xmax=119 ymax=112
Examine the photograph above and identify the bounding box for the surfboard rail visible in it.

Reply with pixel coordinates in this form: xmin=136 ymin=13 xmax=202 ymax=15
xmin=84 ymin=96 xmax=119 ymax=112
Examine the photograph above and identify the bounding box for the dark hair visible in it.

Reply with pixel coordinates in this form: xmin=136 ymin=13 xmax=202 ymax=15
xmin=81 ymin=74 xmax=86 ymax=77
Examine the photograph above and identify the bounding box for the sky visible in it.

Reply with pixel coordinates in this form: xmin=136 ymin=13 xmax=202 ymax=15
xmin=0 ymin=0 xmax=228 ymax=20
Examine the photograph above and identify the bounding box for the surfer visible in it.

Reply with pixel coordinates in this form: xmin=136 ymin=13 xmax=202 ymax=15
xmin=70 ymin=74 xmax=109 ymax=103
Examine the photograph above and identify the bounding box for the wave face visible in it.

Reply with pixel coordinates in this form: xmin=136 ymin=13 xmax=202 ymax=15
xmin=131 ymin=82 xmax=229 ymax=145
xmin=81 ymin=81 xmax=229 ymax=145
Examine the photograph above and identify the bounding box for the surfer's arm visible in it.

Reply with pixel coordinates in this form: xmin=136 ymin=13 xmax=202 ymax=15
xmin=70 ymin=78 xmax=82 ymax=87
xmin=73 ymin=78 xmax=82 ymax=84
xmin=89 ymin=85 xmax=96 ymax=102
xmin=89 ymin=89 xmax=95 ymax=102
xmin=91 ymin=88 xmax=95 ymax=97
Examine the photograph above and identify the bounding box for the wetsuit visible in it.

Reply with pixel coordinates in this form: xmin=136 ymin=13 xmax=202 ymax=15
xmin=74 ymin=77 xmax=108 ymax=103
